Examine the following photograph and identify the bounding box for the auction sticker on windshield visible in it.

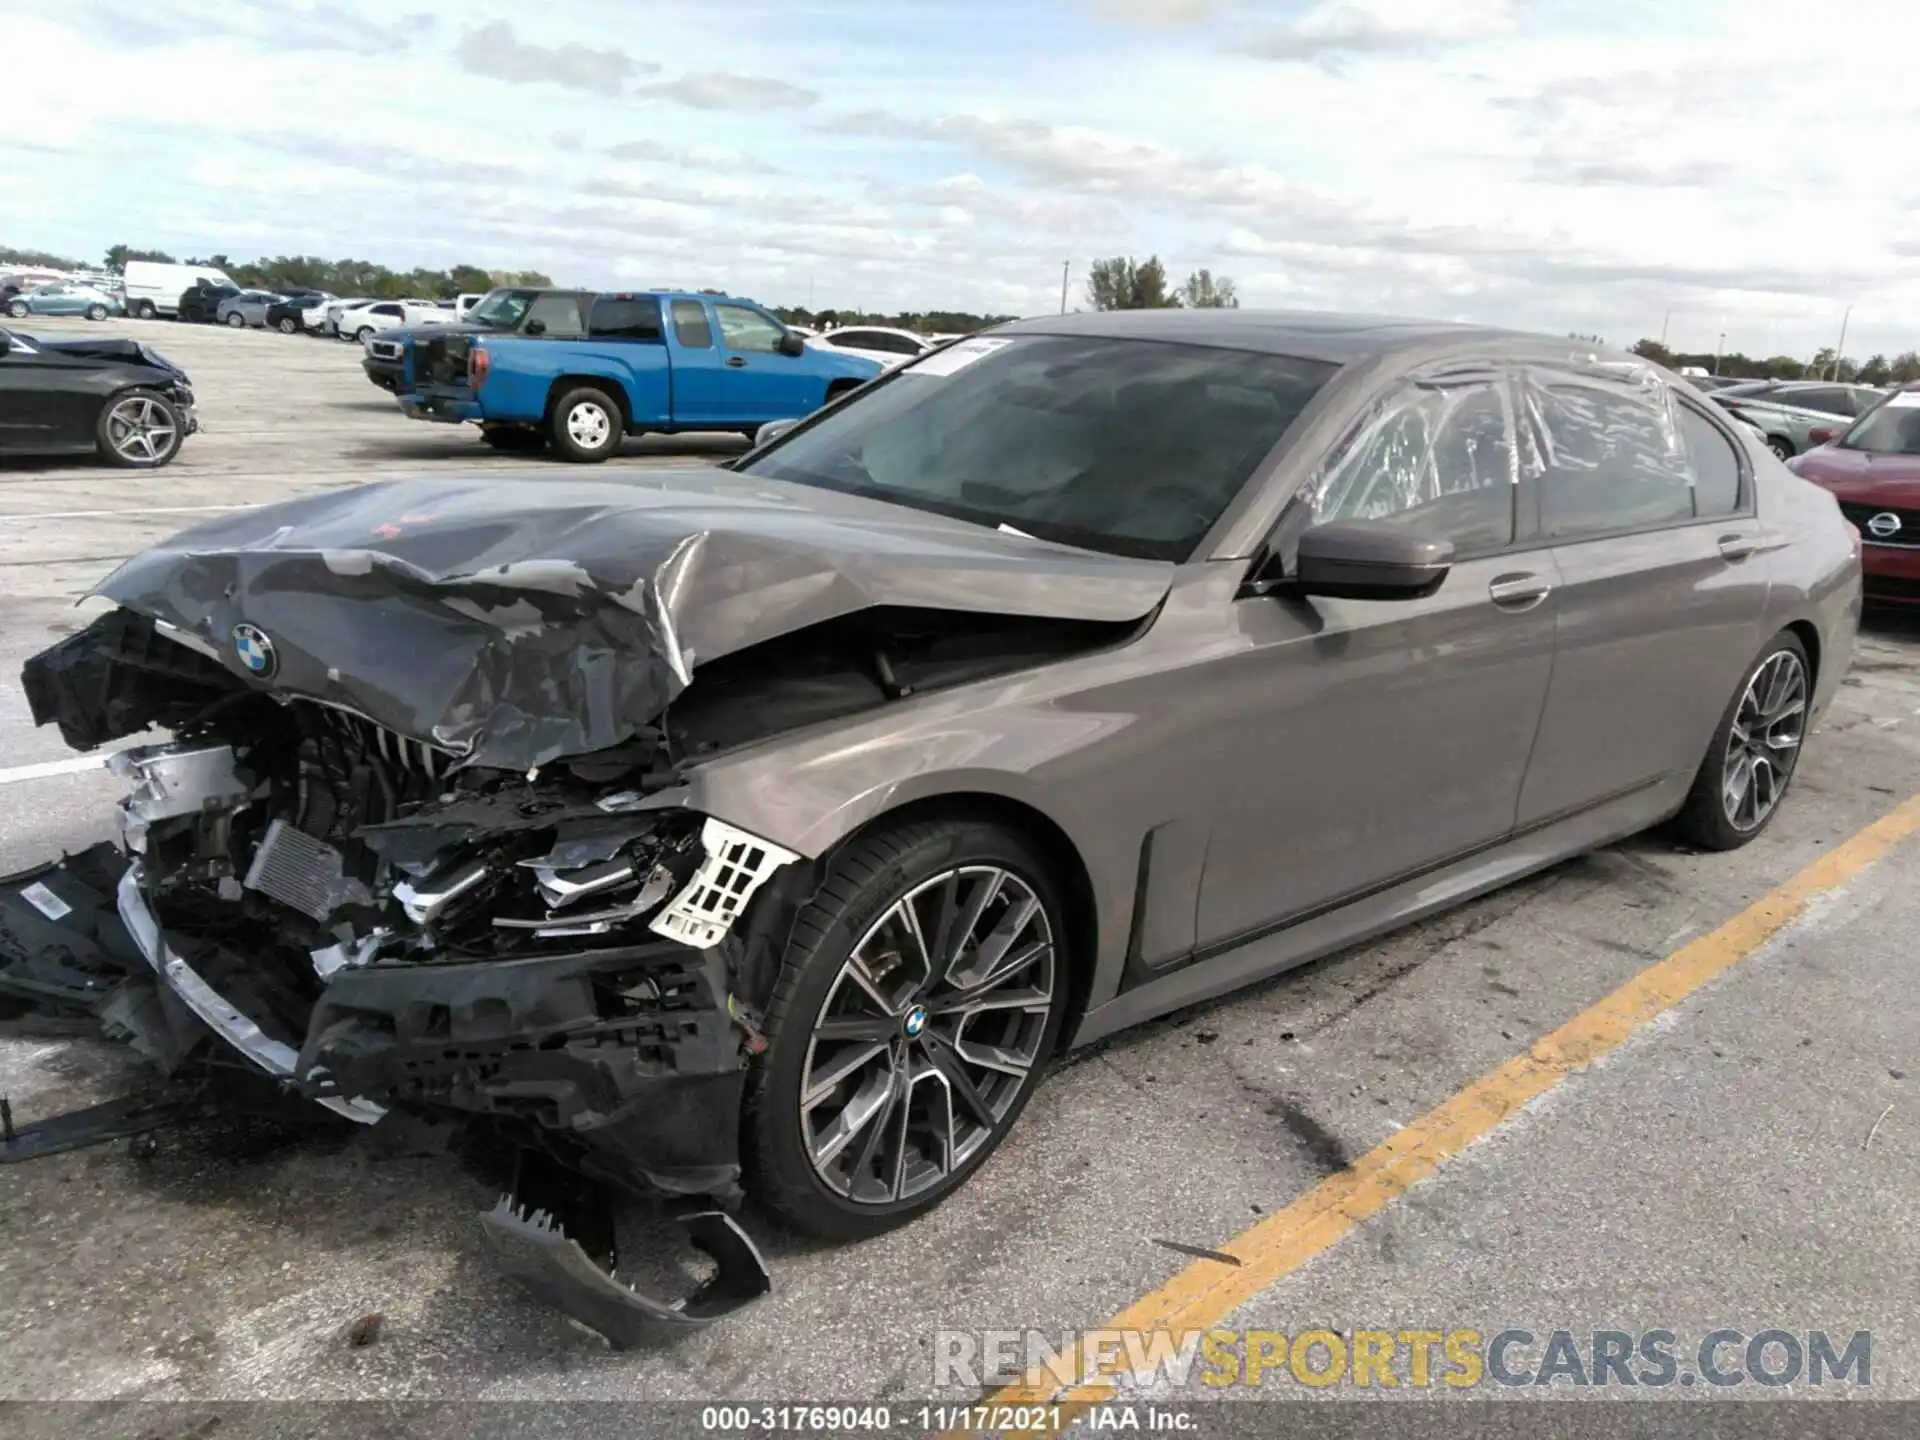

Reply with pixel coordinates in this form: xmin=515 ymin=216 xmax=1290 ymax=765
xmin=908 ymin=336 xmax=1016 ymax=377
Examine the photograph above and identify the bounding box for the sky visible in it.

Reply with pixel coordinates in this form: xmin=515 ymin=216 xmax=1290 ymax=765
xmin=5 ymin=0 xmax=1919 ymax=359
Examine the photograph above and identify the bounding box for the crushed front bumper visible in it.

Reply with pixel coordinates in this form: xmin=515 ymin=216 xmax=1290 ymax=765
xmin=1 ymin=844 xmax=772 ymax=1339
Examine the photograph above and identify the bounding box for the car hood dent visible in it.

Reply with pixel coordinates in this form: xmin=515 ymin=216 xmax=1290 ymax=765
xmin=90 ymin=472 xmax=1173 ymax=771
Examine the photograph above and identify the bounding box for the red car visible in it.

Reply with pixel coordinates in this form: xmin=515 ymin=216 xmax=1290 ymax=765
xmin=1788 ymin=386 xmax=1920 ymax=604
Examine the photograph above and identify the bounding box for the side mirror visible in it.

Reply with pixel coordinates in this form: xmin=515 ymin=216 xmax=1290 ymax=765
xmin=754 ymin=418 xmax=799 ymax=448
xmin=1807 ymin=426 xmax=1838 ymax=445
xmin=777 ymin=331 xmax=806 ymax=357
xmin=1277 ymin=521 xmax=1454 ymax=601
xmin=525 ymin=319 xmax=546 ymax=336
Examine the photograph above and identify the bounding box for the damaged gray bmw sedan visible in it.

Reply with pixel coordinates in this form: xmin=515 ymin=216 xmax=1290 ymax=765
xmin=2 ymin=311 xmax=1860 ymax=1340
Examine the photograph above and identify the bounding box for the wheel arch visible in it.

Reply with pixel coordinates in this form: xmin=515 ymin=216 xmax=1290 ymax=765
xmin=806 ymin=788 xmax=1102 ymax=1052
xmin=544 ymin=372 xmax=634 ymax=432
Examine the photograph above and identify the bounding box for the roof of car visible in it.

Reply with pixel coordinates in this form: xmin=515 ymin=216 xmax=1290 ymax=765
xmin=998 ymin=308 xmax=1532 ymax=364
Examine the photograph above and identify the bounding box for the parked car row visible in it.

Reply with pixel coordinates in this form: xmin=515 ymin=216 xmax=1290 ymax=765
xmin=1708 ymin=380 xmax=1888 ymax=460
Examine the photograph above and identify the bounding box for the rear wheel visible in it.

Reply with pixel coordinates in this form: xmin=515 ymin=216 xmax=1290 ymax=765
xmin=85 ymin=304 xmax=108 ymax=321
xmin=481 ymin=425 xmax=546 ymax=453
xmin=1671 ymin=631 xmax=1810 ymax=850
xmin=1767 ymin=435 xmax=1794 ymax=461
xmin=135 ymin=301 xmax=158 ymax=320
xmin=355 ymin=326 xmax=375 ymax=342
xmin=96 ymin=389 xmax=184 ymax=469
xmin=6 ymin=300 xmax=25 ymax=318
xmin=546 ymin=386 xmax=622 ymax=463
xmin=225 ymin=312 xmax=246 ymax=328
xmin=744 ymin=819 xmax=1069 ymax=1239
xmin=277 ymin=316 xmax=299 ymax=334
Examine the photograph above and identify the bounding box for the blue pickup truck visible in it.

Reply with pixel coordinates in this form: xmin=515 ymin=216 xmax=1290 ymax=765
xmin=393 ymin=288 xmax=882 ymax=461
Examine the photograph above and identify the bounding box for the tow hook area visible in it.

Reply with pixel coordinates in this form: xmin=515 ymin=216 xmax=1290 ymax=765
xmin=481 ymin=1150 xmax=772 ymax=1345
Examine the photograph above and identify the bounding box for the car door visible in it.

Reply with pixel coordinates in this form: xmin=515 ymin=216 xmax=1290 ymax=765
xmin=664 ymin=297 xmax=733 ymax=426
xmin=711 ymin=300 xmax=815 ymax=421
xmin=1512 ymin=363 xmax=1768 ymax=828
xmin=1193 ymin=365 xmax=1561 ymax=946
xmin=0 ymin=337 xmax=87 ymax=448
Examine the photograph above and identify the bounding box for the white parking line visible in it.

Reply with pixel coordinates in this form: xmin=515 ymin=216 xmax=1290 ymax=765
xmin=0 ymin=755 xmax=110 ymax=785
xmin=0 ymin=503 xmax=258 ymax=523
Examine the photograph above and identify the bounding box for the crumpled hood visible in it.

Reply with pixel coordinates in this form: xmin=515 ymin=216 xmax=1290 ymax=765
xmin=90 ymin=472 xmax=1173 ymax=771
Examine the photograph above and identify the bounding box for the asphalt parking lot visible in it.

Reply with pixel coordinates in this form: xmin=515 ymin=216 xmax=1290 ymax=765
xmin=3 ymin=317 xmax=1919 ymax=1419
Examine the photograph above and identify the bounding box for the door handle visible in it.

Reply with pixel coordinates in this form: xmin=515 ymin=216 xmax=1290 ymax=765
xmin=1717 ymin=534 xmax=1758 ymax=561
xmin=725 ymin=356 xmax=748 ymax=368
xmin=1488 ymin=573 xmax=1552 ymax=609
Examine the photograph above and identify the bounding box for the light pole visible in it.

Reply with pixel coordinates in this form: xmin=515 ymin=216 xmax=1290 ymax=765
xmin=1832 ymin=305 xmax=1852 ymax=380
xmin=1059 ymin=260 xmax=1070 ymax=316
xmin=1713 ymin=332 xmax=1726 ymax=375
xmin=1660 ymin=308 xmax=1673 ymax=347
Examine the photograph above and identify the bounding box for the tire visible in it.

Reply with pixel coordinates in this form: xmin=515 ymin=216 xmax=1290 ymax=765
xmin=546 ymin=385 xmax=623 ymax=463
xmin=226 ymin=312 xmax=246 ymax=328
xmin=1670 ymin=631 xmax=1811 ymax=851
xmin=355 ymin=326 xmax=375 ymax=342
xmin=480 ymin=425 xmax=546 ymax=452
xmin=86 ymin=304 xmax=108 ymax=321
xmin=95 ymin=388 xmax=185 ymax=469
xmin=1767 ymin=436 xmax=1794 ymax=461
xmin=743 ymin=818 xmax=1070 ymax=1240
xmin=135 ymin=301 xmax=158 ymax=321
xmin=6 ymin=301 xmax=26 ymax=318
xmin=278 ymin=317 xmax=299 ymax=334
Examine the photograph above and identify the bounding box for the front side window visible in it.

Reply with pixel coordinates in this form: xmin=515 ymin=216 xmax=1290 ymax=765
xmin=1304 ymin=372 xmax=1517 ymax=556
xmin=1522 ymin=368 xmax=1695 ymax=539
xmin=741 ymin=335 xmax=1337 ymax=561
xmin=715 ymin=302 xmax=785 ymax=354
xmin=525 ymin=293 xmax=585 ymax=337
xmin=671 ymin=299 xmax=713 ymax=348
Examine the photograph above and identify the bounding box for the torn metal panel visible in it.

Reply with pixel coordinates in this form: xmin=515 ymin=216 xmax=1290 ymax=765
xmin=79 ymin=473 xmax=1173 ymax=772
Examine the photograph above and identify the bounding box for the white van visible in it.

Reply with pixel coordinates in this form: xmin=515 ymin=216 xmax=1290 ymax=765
xmin=122 ymin=260 xmax=239 ymax=320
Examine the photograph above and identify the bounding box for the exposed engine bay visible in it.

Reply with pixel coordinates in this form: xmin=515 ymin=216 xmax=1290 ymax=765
xmin=2 ymin=587 xmax=1141 ymax=1343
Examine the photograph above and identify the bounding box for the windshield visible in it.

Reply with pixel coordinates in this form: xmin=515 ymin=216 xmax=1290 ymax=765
xmin=1838 ymin=392 xmax=1920 ymax=455
xmin=467 ymin=289 xmax=535 ymax=328
xmin=739 ymin=335 xmax=1338 ymax=561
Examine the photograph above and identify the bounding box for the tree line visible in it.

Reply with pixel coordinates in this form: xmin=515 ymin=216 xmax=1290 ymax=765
xmin=1626 ymin=337 xmax=1920 ymax=386
xmin=96 ymin=245 xmax=552 ymax=299
xmin=1084 ymin=255 xmax=1239 ymax=310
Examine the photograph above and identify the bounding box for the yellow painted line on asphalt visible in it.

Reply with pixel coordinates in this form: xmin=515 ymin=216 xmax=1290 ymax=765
xmin=955 ymin=792 xmax=1920 ymax=1435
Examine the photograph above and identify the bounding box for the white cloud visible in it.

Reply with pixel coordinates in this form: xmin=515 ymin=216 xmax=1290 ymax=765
xmin=3 ymin=0 xmax=1920 ymax=357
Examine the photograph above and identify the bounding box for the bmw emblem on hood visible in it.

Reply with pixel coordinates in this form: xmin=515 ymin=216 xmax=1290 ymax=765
xmin=232 ymin=623 xmax=277 ymax=678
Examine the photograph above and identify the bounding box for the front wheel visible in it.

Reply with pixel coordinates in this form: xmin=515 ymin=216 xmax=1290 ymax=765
xmin=96 ymin=388 xmax=185 ymax=469
xmin=278 ymin=317 xmax=298 ymax=334
xmin=86 ymin=304 xmax=108 ymax=321
xmin=225 ymin=312 xmax=246 ymax=328
xmin=1671 ymin=632 xmax=1810 ymax=850
xmin=135 ymin=301 xmax=158 ymax=320
xmin=743 ymin=819 xmax=1069 ymax=1239
xmin=546 ymin=386 xmax=622 ymax=462
xmin=6 ymin=301 xmax=26 ymax=318
xmin=1767 ymin=436 xmax=1794 ymax=461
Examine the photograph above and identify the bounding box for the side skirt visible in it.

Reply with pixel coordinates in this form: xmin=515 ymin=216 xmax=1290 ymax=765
xmin=1069 ymin=775 xmax=1688 ymax=1047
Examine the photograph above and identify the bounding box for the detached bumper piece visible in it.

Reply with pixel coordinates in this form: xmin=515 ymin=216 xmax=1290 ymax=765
xmin=481 ymin=1149 xmax=770 ymax=1344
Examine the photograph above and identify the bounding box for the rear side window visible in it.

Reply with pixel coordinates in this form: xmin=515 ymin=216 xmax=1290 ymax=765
xmin=1787 ymin=387 xmax=1856 ymax=417
xmin=1306 ymin=372 xmax=1517 ymax=557
xmin=671 ymin=299 xmax=713 ymax=348
xmin=588 ymin=295 xmax=663 ymax=341
xmin=1676 ymin=405 xmax=1743 ymax=516
xmin=525 ymin=293 xmax=585 ymax=338
xmin=1522 ymin=370 xmax=1694 ymax=539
